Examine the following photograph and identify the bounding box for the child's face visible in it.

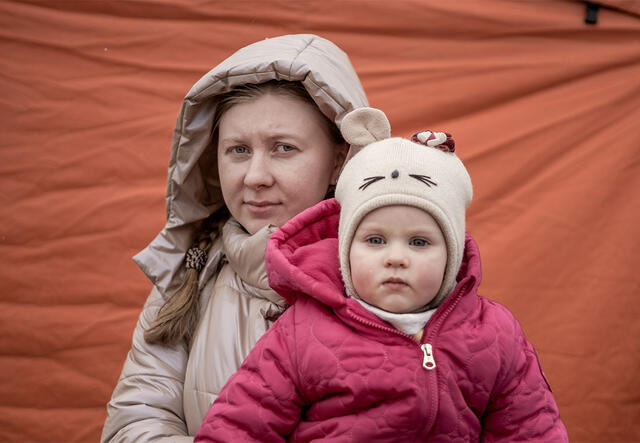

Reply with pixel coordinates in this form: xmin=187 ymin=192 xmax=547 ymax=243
xmin=349 ymin=205 xmax=447 ymax=314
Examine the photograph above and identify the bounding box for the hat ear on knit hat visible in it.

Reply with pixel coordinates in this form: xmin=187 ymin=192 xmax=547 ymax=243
xmin=340 ymin=107 xmax=391 ymax=161
xmin=336 ymin=108 xmax=473 ymax=311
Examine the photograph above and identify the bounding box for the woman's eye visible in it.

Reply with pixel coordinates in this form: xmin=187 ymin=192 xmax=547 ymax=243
xmin=410 ymin=238 xmax=428 ymax=247
xmin=366 ymin=236 xmax=385 ymax=245
xmin=275 ymin=144 xmax=296 ymax=153
xmin=229 ymin=146 xmax=249 ymax=155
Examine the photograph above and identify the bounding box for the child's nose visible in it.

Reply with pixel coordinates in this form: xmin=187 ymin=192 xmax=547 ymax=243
xmin=384 ymin=245 xmax=409 ymax=268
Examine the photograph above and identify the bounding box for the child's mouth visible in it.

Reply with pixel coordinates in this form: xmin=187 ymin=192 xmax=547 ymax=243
xmin=383 ymin=277 xmax=408 ymax=289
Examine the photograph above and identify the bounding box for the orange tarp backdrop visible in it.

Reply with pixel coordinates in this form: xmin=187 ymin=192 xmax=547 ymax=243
xmin=1 ymin=1 xmax=639 ymax=442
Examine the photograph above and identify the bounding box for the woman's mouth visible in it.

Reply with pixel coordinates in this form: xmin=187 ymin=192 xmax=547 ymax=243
xmin=244 ymin=200 xmax=281 ymax=215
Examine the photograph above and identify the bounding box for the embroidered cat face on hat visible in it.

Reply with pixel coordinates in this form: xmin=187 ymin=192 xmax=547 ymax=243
xmin=336 ymin=107 xmax=473 ymax=310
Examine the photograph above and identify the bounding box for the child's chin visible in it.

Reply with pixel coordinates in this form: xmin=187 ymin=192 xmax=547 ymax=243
xmin=379 ymin=303 xmax=409 ymax=314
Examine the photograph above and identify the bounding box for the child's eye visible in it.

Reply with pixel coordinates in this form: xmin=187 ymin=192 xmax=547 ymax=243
xmin=275 ymin=144 xmax=296 ymax=153
xmin=410 ymin=238 xmax=428 ymax=247
xmin=366 ymin=236 xmax=385 ymax=245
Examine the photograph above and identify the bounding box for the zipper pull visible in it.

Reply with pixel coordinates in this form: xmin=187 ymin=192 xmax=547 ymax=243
xmin=421 ymin=343 xmax=436 ymax=370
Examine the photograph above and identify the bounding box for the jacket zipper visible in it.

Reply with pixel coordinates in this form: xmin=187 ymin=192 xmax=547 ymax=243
xmin=347 ymin=279 xmax=472 ymax=373
xmin=421 ymin=343 xmax=436 ymax=370
xmin=346 ymin=309 xmax=437 ymax=371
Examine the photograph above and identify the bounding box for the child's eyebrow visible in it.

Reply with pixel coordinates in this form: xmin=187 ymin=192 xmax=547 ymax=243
xmin=359 ymin=176 xmax=385 ymax=190
xmin=356 ymin=222 xmax=440 ymax=239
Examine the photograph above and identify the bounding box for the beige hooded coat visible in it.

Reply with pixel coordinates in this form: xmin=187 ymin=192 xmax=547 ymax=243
xmin=101 ymin=34 xmax=368 ymax=442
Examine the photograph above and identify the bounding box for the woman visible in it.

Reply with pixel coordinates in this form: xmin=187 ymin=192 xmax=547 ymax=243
xmin=102 ymin=34 xmax=368 ymax=442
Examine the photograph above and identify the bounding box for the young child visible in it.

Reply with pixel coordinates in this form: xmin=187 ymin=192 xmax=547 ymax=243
xmin=195 ymin=108 xmax=568 ymax=442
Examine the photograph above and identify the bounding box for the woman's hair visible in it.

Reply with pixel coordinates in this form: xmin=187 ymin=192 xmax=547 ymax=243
xmin=212 ymin=80 xmax=343 ymax=145
xmin=144 ymin=80 xmax=342 ymax=347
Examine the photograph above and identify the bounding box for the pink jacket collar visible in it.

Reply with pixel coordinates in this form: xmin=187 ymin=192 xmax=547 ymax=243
xmin=266 ymin=198 xmax=483 ymax=316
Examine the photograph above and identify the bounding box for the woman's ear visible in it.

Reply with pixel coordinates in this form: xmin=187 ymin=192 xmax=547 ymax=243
xmin=331 ymin=141 xmax=348 ymax=185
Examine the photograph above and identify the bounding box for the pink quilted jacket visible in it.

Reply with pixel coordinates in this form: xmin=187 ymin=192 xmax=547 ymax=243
xmin=195 ymin=199 xmax=568 ymax=442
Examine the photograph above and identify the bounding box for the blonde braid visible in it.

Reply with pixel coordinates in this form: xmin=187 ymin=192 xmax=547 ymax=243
xmin=144 ymin=209 xmax=227 ymax=347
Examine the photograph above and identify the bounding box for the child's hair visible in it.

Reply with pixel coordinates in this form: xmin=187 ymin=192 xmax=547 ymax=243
xmin=144 ymin=80 xmax=343 ymax=347
xmin=335 ymin=107 xmax=473 ymax=309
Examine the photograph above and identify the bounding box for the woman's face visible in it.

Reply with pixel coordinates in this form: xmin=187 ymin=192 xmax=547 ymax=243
xmin=217 ymin=92 xmax=344 ymax=234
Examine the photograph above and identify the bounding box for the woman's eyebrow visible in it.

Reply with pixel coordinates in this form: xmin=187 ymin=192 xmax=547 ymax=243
xmin=219 ymin=132 xmax=302 ymax=145
xmin=264 ymin=132 xmax=303 ymax=142
xmin=218 ymin=137 xmax=242 ymax=145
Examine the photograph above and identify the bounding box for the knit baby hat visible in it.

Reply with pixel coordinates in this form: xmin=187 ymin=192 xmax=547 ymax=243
xmin=336 ymin=108 xmax=473 ymax=309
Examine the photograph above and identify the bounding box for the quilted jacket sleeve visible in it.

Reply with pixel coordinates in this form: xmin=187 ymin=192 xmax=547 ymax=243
xmin=195 ymin=307 xmax=302 ymax=442
xmin=101 ymin=287 xmax=193 ymax=443
xmin=481 ymin=311 xmax=568 ymax=442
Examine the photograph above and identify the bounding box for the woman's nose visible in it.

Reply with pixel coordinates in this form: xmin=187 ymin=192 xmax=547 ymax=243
xmin=384 ymin=245 xmax=409 ymax=268
xmin=243 ymin=153 xmax=274 ymax=189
